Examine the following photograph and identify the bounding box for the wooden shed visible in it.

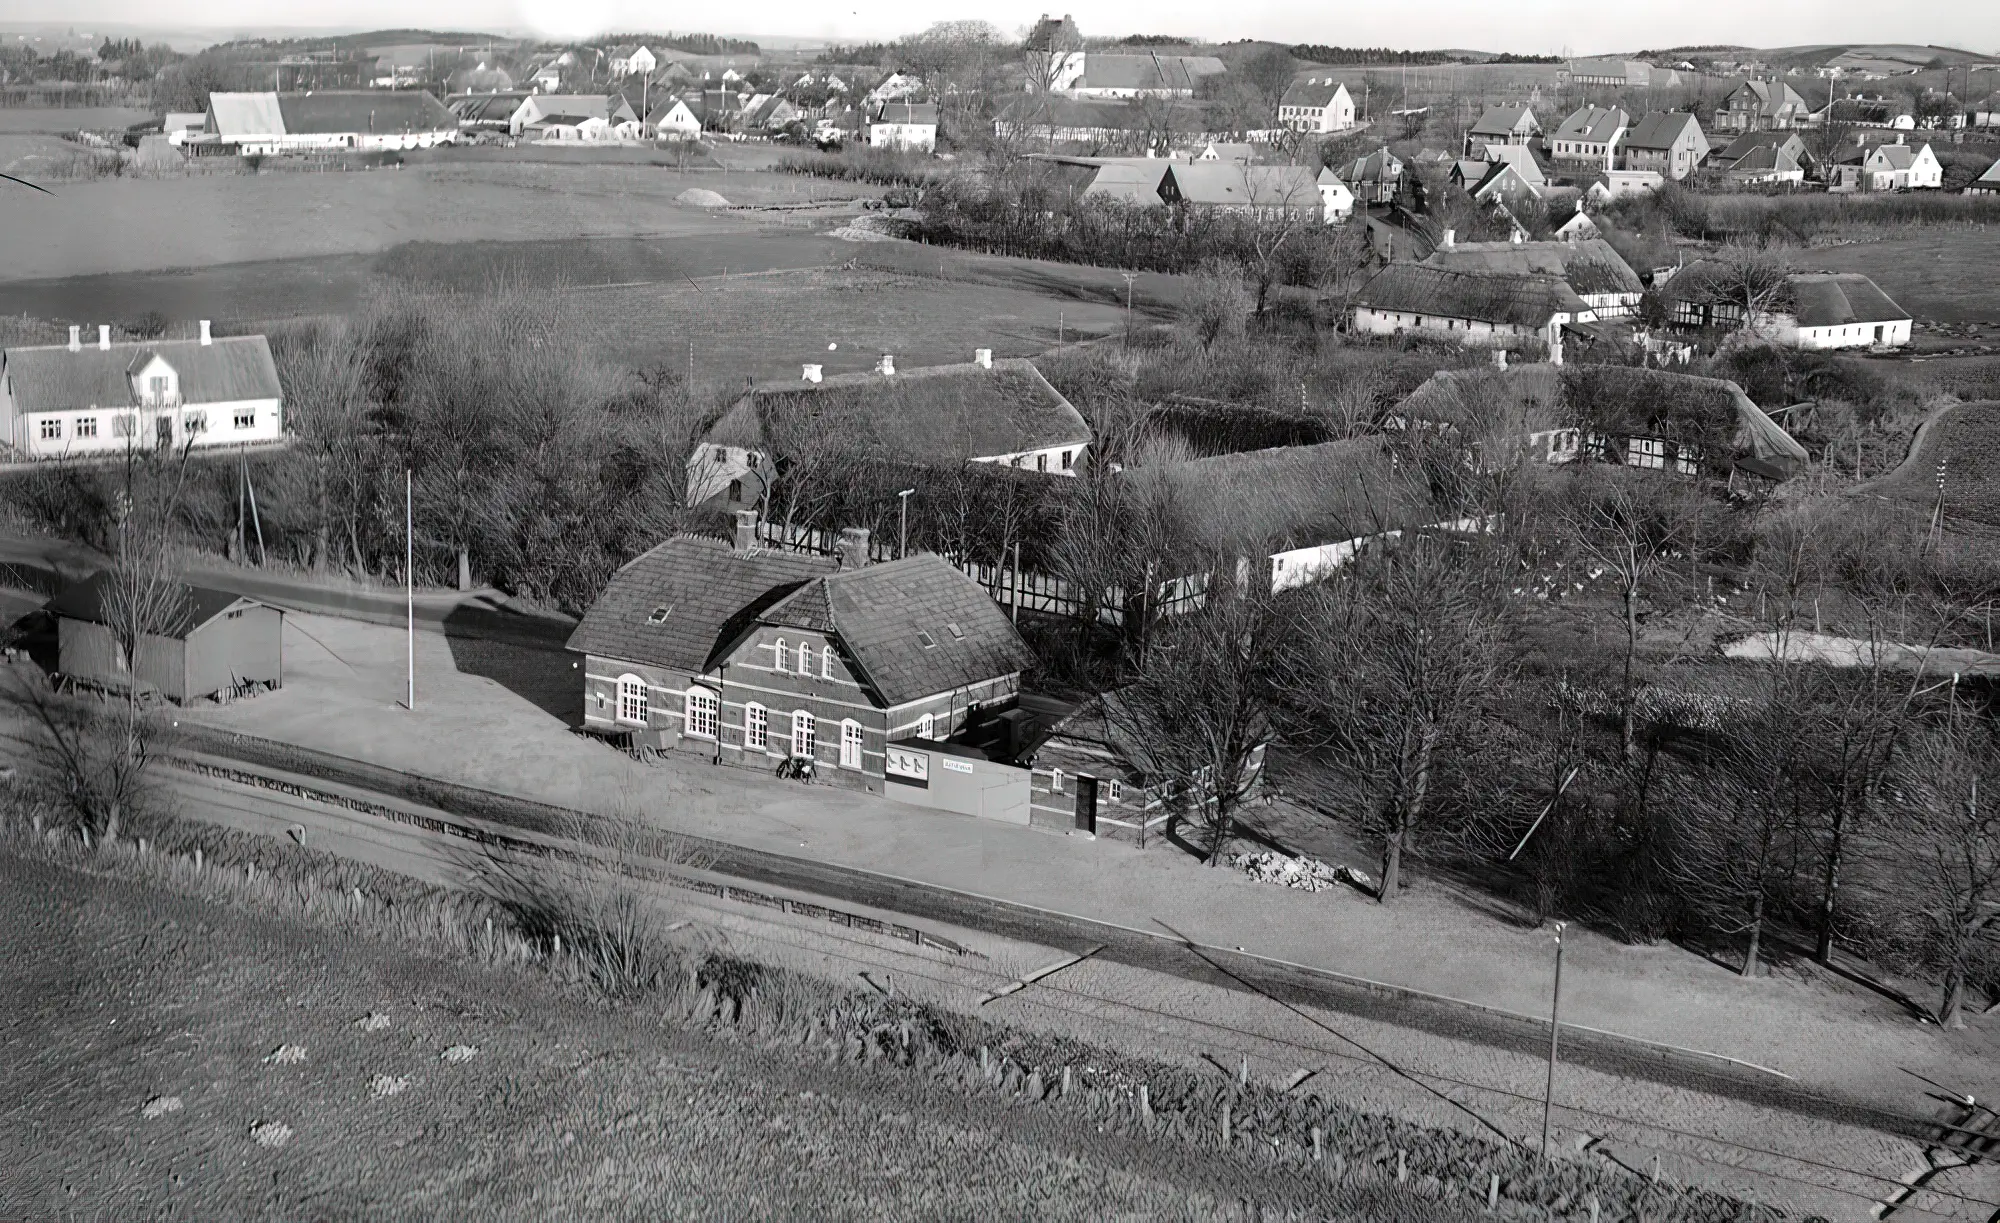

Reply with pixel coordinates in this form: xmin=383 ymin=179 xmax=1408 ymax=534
xmin=49 ymin=573 xmax=283 ymax=704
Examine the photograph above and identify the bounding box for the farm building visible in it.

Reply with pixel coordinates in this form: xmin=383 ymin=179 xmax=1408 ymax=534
xmin=1465 ymin=105 xmax=1539 ymax=151
xmin=688 ymin=352 xmax=1092 ymax=507
xmin=162 ymin=110 xmax=206 ymax=146
xmin=1419 ymin=234 xmax=1646 ymax=318
xmin=1278 ymin=77 xmax=1356 ymax=133
xmin=566 ymin=514 xmax=1038 ymax=819
xmin=1026 ymin=692 xmax=1263 ymax=842
xmin=507 ymin=94 xmax=639 ymax=138
xmin=1968 ymin=157 xmax=2000 ymax=194
xmin=0 ymin=324 xmax=283 ymax=460
xmin=867 ymin=102 xmax=937 ymax=152
xmin=1392 ymin=364 xmax=1809 ymax=480
xmin=198 ymin=91 xmax=457 ymax=154
xmin=1620 ymin=112 xmax=1709 ymax=180
xmin=1561 ymin=59 xmax=1677 ymax=89
xmin=49 ymin=573 xmax=284 ymax=704
xmin=445 ymin=91 xmax=532 ymax=131
xmin=1349 ymin=265 xmax=1595 ymax=359
xmin=1050 ymin=52 xmax=1226 ymax=99
xmin=1659 ymin=267 xmax=1912 ymax=349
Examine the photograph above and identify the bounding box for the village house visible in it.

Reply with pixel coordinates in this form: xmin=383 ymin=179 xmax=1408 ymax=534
xmin=1420 ymin=233 xmax=1646 ymax=319
xmin=1660 ymin=267 xmax=1912 ymax=349
xmin=1197 ymin=141 xmax=1256 ymax=163
xmin=1857 ymin=138 xmax=1943 ymax=191
xmin=1465 ymin=105 xmax=1539 ymax=152
xmin=1584 ymin=168 xmax=1664 ymax=202
xmin=568 ymin=516 xmax=1039 ymax=818
xmin=687 ymin=352 xmax=1091 ymax=509
xmin=606 ymin=45 xmax=656 ymax=78
xmin=1714 ymin=131 xmax=1813 ymax=174
xmin=1350 ymin=264 xmax=1594 ymax=361
xmin=742 ymin=93 xmax=801 ymax=133
xmin=1057 ymin=53 xmax=1227 ymax=99
xmin=1549 ymin=106 xmax=1628 ymax=170
xmin=1462 ymin=158 xmax=1545 ymax=207
xmin=0 ymin=323 xmax=283 ymax=461
xmin=50 ymin=572 xmax=285 ymax=705
xmin=1553 ymin=206 xmax=1600 ymax=241
xmin=1315 ymin=168 xmax=1357 ymax=221
xmin=866 ymin=71 xmax=927 ymax=105
xmin=646 ymin=98 xmax=702 ymax=140
xmin=196 ymin=91 xmax=458 ymax=154
xmin=1339 ymin=146 xmax=1404 ymax=204
xmin=1278 ymin=77 xmax=1356 ymax=133
xmin=508 ymin=94 xmax=639 ymax=139
xmin=868 ymin=102 xmax=937 ymax=152
xmin=1392 ymin=364 xmax=1808 ymax=480
xmin=1968 ymin=157 xmax=2000 ymax=195
xmin=1620 ymin=111 xmax=1709 ymax=180
xmin=1716 ymin=79 xmax=1810 ymax=132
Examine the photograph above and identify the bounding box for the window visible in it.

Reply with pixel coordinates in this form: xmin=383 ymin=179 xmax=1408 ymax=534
xmin=75 ymin=416 xmax=97 ymax=438
xmin=1627 ymin=437 xmax=1666 ymax=469
xmin=184 ymin=411 xmax=207 ymax=435
xmin=1061 ymin=449 xmax=1074 ymax=470
xmin=646 ymin=605 xmax=671 ymax=625
xmin=821 ymin=645 xmax=835 ymax=679
xmin=791 ymin=710 xmax=815 ymax=759
xmin=917 ymin=712 xmax=935 ymax=739
xmin=916 ymin=630 xmax=937 ymax=649
xmin=944 ymin=622 xmax=963 ymax=641
xmin=797 ymin=642 xmax=814 ymax=676
xmin=1673 ymin=444 xmax=1700 ymax=477
xmin=149 ymin=375 xmax=168 ymax=404
xmin=113 ymin=413 xmax=136 ymax=438
xmin=714 ymin=446 xmax=727 ymax=463
xmin=38 ymin=418 xmax=61 ymax=441
xmin=616 ymin=675 xmax=648 ymax=725
xmin=745 ymin=703 xmax=768 ymax=751
xmin=1051 ymin=767 xmax=1065 ymax=794
xmin=684 ymin=687 xmax=719 ymax=739
xmin=1106 ymin=778 xmax=1122 ymax=804
xmin=840 ymin=720 xmax=863 ymax=768
xmin=233 ymin=408 xmax=256 ymax=430
xmin=774 ymin=637 xmax=788 ymax=671
xmin=1036 ymin=453 xmax=1048 ymax=472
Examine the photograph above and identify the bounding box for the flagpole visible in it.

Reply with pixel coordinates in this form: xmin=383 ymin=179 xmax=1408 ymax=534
xmin=405 ymin=469 xmax=415 ymax=711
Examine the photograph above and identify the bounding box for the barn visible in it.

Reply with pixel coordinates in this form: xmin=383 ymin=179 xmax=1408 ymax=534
xmin=49 ymin=573 xmax=284 ymax=704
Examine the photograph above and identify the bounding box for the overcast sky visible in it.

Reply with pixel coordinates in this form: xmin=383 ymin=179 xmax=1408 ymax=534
xmin=10 ymin=0 xmax=1996 ymax=57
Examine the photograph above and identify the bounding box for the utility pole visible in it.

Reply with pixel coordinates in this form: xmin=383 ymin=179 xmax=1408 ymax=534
xmin=405 ymin=469 xmax=415 ymax=712
xmin=1541 ymin=921 xmax=1566 ymax=1162
xmin=897 ymin=488 xmax=914 ymax=558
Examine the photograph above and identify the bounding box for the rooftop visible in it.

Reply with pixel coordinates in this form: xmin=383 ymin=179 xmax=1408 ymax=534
xmin=47 ymin=572 xmax=269 ymax=640
xmin=2 ymin=335 xmax=282 ymax=412
xmin=1141 ymin=436 xmax=1440 ymax=553
xmin=1622 ymin=111 xmax=1702 ymax=151
xmin=1354 ymin=264 xmax=1591 ymax=328
xmin=1421 ymin=237 xmax=1643 ymax=297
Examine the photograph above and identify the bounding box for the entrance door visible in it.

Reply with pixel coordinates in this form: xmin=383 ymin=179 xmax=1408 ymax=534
xmin=155 ymin=416 xmax=173 ymax=448
xmin=1874 ymin=325 xmax=1885 ymax=343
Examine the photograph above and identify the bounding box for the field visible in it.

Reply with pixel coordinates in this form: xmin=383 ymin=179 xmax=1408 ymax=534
xmin=1872 ymin=400 xmax=2000 ymax=531
xmin=0 ymin=105 xmax=152 ymax=132
xmin=1804 ymin=229 xmax=2000 ymax=325
xmin=1 ymin=849 xmax=1434 ymax=1221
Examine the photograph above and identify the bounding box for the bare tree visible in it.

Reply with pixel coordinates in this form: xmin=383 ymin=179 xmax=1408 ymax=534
xmin=1279 ymin=535 xmax=1512 ymax=901
xmin=1101 ymin=589 xmax=1277 ymax=865
xmin=1695 ymin=243 xmax=1795 ymax=339
xmin=1180 ymin=258 xmax=1252 ymax=348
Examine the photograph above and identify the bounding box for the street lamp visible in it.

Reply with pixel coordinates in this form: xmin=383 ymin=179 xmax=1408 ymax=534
xmin=897 ymin=488 xmax=915 ymax=558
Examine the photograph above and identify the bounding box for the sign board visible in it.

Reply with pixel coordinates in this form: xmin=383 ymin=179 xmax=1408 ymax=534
xmin=886 ymin=746 xmax=929 ymax=787
xmin=941 ymin=756 xmax=975 ymax=774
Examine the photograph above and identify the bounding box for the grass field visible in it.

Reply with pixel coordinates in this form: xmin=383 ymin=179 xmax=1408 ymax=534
xmin=0 ymin=848 xmax=1482 ymax=1221
xmin=1872 ymin=400 xmax=2000 ymax=530
xmin=1805 ymin=230 xmax=2000 ymax=325
xmin=0 ymin=105 xmax=152 ymax=132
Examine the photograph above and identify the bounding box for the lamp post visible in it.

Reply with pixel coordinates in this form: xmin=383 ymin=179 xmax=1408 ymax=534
xmin=1541 ymin=921 xmax=1566 ymax=1162
xmin=897 ymin=488 xmax=915 ymax=558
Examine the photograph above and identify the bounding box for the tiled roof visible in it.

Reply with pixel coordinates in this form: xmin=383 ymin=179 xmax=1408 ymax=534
xmin=1355 ymin=265 xmax=1590 ymax=327
xmin=1471 ymin=161 xmax=1541 ymax=202
xmin=1076 ymin=54 xmax=1226 ymax=92
xmin=1728 ymin=79 xmax=1806 ymax=115
xmin=1976 ymin=158 xmax=2000 ymax=185
xmin=1468 ymin=105 xmax=1536 ymax=136
xmin=1623 ymin=111 xmax=1701 ymax=151
xmin=1553 ymin=106 xmax=1627 ymax=144
xmin=761 ymin=555 xmax=1035 ymax=705
xmin=565 ymin=536 xmax=835 ymax=672
xmin=1081 ymin=162 xmax=1169 ymax=203
xmin=705 ymin=359 xmax=1090 ymax=467
xmin=1421 ymin=238 xmax=1642 ymax=296
xmin=1280 ymin=77 xmax=1348 ymax=109
xmin=1145 ymin=436 xmax=1439 ymax=552
xmin=1718 ymin=131 xmax=1804 ymax=162
xmin=1164 ymin=162 xmax=1316 ymax=208
xmin=46 ymin=571 xmax=264 ymax=639
xmin=279 ymin=91 xmax=454 ymax=134
xmin=1728 ymin=146 xmax=1801 ymax=174
xmin=3 ymin=336 xmax=281 ymax=412
xmin=873 ymin=102 xmax=937 ymax=124
xmin=517 ymin=94 xmax=634 ymax=124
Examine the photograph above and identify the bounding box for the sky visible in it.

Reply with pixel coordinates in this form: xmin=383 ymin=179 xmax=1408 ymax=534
xmin=7 ymin=0 xmax=1996 ymax=57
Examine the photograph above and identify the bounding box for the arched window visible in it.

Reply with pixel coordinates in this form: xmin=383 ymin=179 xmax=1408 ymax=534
xmin=791 ymin=711 xmax=816 ymax=759
xmin=821 ymin=645 xmax=835 ymax=679
xmin=616 ymin=675 xmax=648 ymax=725
xmin=798 ymin=640 xmax=815 ymax=676
xmin=840 ymin=720 xmax=863 ymax=769
xmin=744 ymin=702 xmax=768 ymax=751
xmin=1051 ymin=767 xmax=1065 ymax=794
xmin=684 ymin=687 xmax=719 ymax=740
xmin=774 ymin=637 xmax=788 ymax=672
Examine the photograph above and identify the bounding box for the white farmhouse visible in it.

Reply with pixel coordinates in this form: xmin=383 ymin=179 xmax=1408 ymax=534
xmin=0 ymin=324 xmax=283 ymax=461
xmin=868 ymin=102 xmax=937 ymax=152
xmin=201 ymin=91 xmax=458 ymax=153
xmin=1278 ymin=77 xmax=1355 ymax=133
xmin=1662 ymin=268 xmax=1912 ymax=349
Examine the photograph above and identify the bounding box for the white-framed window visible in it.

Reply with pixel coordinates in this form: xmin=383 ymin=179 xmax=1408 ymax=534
xmin=821 ymin=645 xmax=835 ymax=678
xmin=113 ymin=413 xmax=136 ymax=438
xmin=1628 ymin=437 xmax=1666 ymax=469
xmin=183 ymin=410 xmax=207 ymax=435
xmin=616 ymin=674 xmax=648 ymax=725
xmin=774 ymin=637 xmax=788 ymax=672
xmin=684 ymin=686 xmax=719 ymax=740
xmin=38 ymin=418 xmax=61 ymax=441
xmin=1106 ymin=778 xmax=1122 ymax=804
xmin=917 ymin=712 xmax=935 ymax=739
xmin=233 ymin=408 xmax=256 ymax=430
xmin=745 ymin=703 xmax=768 ymax=751
xmin=148 ymin=375 xmax=168 ymax=404
xmin=840 ymin=719 xmax=863 ymax=768
xmin=791 ymin=710 xmax=815 ymax=759
xmin=1051 ymin=767 xmax=1065 ymax=794
xmin=798 ymin=641 xmax=814 ymax=676
xmin=1674 ymin=444 xmax=1700 ymax=477
xmin=74 ymin=416 xmax=97 ymax=438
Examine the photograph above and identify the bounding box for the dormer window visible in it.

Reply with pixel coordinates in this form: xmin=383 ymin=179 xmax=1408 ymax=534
xmin=148 ymin=375 xmax=168 ymax=404
xmin=646 ymin=605 xmax=671 ymax=625
xmin=916 ymin=630 xmax=937 ymax=649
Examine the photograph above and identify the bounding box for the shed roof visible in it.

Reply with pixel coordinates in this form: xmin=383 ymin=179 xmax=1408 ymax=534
xmin=705 ymin=359 xmax=1091 ymax=466
xmin=1623 ymin=111 xmax=1702 ymax=150
xmin=1081 ymin=161 xmax=1169 ymax=203
xmin=1354 ymin=264 xmax=1589 ymax=327
xmin=565 ymin=536 xmax=835 ymax=673
xmin=760 ymin=555 xmax=1035 ymax=704
xmin=47 ymin=572 xmax=268 ymax=639
xmin=2 ymin=336 xmax=281 ymax=413
xmin=206 ymin=92 xmax=287 ymax=138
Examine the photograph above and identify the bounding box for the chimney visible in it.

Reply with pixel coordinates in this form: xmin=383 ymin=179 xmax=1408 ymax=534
xmin=732 ymin=509 xmax=759 ymax=552
xmin=98 ymin=324 xmax=111 ymax=350
xmin=68 ymin=325 xmax=80 ymax=352
xmin=876 ymin=354 xmax=895 ymax=376
xmin=199 ymin=319 xmax=212 ymax=346
xmin=973 ymin=348 xmax=993 ymax=369
xmin=801 ymin=363 xmax=822 ymax=382
xmin=1441 ymin=227 xmax=1455 ymax=248
xmin=835 ymin=526 xmax=872 ymax=570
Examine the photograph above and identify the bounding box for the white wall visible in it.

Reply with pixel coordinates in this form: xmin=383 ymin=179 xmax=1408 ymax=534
xmin=18 ymin=397 xmax=282 ymax=460
xmin=868 ymin=122 xmax=936 ymax=152
xmin=972 ymin=442 xmax=1087 ymax=475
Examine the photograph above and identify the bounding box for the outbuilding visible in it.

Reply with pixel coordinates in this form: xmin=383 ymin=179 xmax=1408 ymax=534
xmin=49 ymin=573 xmax=283 ymax=703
